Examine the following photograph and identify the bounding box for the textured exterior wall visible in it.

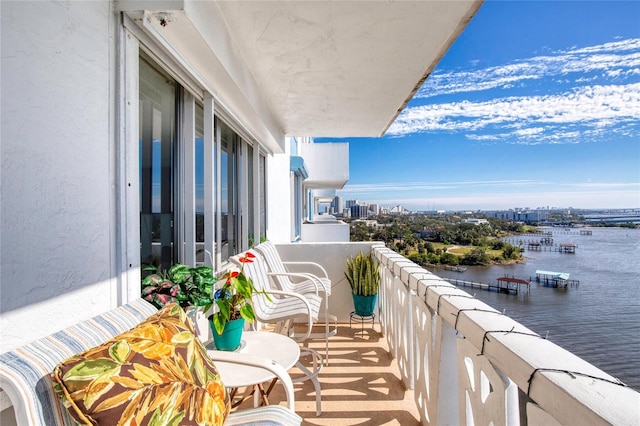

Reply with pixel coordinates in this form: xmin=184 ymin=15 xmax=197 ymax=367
xmin=301 ymin=221 xmax=350 ymax=242
xmin=0 ymin=1 xmax=116 ymax=351
xmin=266 ymin=147 xmax=294 ymax=244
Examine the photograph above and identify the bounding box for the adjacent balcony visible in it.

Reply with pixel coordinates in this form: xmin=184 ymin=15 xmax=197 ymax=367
xmin=258 ymin=242 xmax=639 ymax=425
xmin=298 ymin=143 xmax=349 ymax=190
xmin=299 ymin=142 xmax=351 ymax=243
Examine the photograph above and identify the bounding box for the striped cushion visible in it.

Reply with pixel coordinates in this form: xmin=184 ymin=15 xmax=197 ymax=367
xmin=225 ymin=406 xmax=302 ymax=426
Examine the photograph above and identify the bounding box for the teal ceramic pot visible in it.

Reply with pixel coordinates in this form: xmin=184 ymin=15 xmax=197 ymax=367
xmin=210 ymin=317 xmax=244 ymax=351
xmin=352 ymin=294 xmax=378 ymax=317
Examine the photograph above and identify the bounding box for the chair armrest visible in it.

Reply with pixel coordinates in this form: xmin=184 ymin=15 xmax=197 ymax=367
xmin=261 ymin=288 xmax=314 ymax=301
xmin=281 ymin=261 xmax=329 ymax=279
xmin=207 ymin=351 xmax=296 ymax=411
xmin=267 ymin=272 xmax=323 ymax=294
xmin=258 ymin=289 xmax=315 ymax=342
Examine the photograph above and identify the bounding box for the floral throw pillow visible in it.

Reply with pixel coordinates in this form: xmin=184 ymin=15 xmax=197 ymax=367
xmin=51 ymin=304 xmax=230 ymax=425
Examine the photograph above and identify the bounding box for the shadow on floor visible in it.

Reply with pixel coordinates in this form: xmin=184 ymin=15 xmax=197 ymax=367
xmin=230 ymin=323 xmax=421 ymax=425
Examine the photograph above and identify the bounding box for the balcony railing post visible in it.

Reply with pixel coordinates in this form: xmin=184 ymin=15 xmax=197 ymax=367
xmin=408 ymin=288 xmax=416 ymax=391
xmin=435 ymin=319 xmax=460 ymax=425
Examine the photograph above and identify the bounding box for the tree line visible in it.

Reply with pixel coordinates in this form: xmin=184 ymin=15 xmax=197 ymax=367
xmin=348 ymin=215 xmax=525 ymax=266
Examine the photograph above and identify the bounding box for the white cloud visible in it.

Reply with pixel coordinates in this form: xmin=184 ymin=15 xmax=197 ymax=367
xmin=341 ymin=179 xmax=544 ymax=195
xmin=394 ymin=38 xmax=640 ymax=145
xmin=513 ymin=127 xmax=545 ymax=136
xmin=339 ymin=181 xmax=640 ymax=210
xmin=388 ymin=83 xmax=640 ymax=144
xmin=414 ymin=191 xmax=637 ymax=210
xmin=416 ymin=38 xmax=640 ymax=99
xmin=348 ymin=189 xmax=640 ymax=211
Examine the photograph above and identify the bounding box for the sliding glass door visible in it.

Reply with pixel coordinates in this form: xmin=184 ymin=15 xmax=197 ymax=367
xmin=139 ymin=54 xmax=176 ymax=271
xmin=138 ymin=53 xmax=266 ymax=272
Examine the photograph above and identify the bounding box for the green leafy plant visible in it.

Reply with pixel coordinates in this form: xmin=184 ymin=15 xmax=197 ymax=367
xmin=345 ymin=251 xmax=380 ymax=296
xmin=141 ymin=263 xmax=216 ymax=310
xmin=209 ymin=252 xmax=262 ymax=335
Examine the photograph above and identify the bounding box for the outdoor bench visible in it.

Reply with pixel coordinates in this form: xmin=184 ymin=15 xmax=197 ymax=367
xmin=0 ymin=298 xmax=301 ymax=426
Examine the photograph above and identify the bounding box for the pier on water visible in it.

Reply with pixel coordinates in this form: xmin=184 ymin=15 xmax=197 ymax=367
xmin=446 ymin=276 xmax=531 ymax=295
xmin=504 ymin=238 xmax=577 ymax=253
xmin=535 ymin=270 xmax=579 ymax=288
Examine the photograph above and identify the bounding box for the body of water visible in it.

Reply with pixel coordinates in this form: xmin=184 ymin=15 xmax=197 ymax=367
xmin=431 ymin=227 xmax=640 ymax=390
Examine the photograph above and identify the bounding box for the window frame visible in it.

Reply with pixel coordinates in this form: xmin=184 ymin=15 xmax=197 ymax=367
xmin=120 ymin=16 xmax=266 ymax=304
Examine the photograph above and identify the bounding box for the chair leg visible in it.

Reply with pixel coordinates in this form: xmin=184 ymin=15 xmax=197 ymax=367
xmin=324 ymin=301 xmax=329 ymax=365
xmin=293 ymin=348 xmax=323 ymax=417
xmin=306 ymin=294 xmax=337 ymax=366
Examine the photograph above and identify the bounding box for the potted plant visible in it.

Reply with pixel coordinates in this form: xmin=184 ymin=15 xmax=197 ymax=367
xmin=345 ymin=250 xmax=380 ymax=317
xmin=141 ymin=263 xmax=216 ymax=310
xmin=208 ymin=252 xmax=262 ymax=350
xmin=141 ymin=263 xmax=217 ymax=338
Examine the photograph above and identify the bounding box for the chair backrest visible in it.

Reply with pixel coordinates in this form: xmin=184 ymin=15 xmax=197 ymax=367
xmin=254 ymin=241 xmax=294 ymax=292
xmin=230 ymin=250 xmax=277 ymax=317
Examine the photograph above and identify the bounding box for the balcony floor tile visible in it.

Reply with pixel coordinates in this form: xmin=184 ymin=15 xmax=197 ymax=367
xmin=230 ymin=324 xmax=420 ymax=425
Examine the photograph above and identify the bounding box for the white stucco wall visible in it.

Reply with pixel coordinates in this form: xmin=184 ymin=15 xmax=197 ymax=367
xmin=0 ymin=1 xmax=117 ymax=352
xmin=302 ymin=221 xmax=350 ymax=242
xmin=266 ymin=152 xmax=294 ymax=244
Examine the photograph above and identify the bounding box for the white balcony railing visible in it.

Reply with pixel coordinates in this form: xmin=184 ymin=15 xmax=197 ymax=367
xmin=277 ymin=242 xmax=640 ymax=425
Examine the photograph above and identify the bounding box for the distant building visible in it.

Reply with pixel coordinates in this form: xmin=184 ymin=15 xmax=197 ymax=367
xmin=331 ymin=196 xmax=343 ymax=215
xmin=486 ymin=210 xmax=547 ymax=224
xmin=350 ymin=204 xmax=369 ymax=218
xmin=352 ymin=219 xmax=381 ymax=227
xmin=345 ymin=199 xmax=359 ymax=209
xmin=389 ymin=205 xmax=409 ymax=215
xmin=462 ymin=218 xmax=488 ymax=225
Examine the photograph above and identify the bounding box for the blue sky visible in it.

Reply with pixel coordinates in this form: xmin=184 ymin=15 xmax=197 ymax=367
xmin=317 ymin=1 xmax=640 ymax=212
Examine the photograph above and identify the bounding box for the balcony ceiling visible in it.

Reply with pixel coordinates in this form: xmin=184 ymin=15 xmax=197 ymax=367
xmin=215 ymin=0 xmax=483 ymax=138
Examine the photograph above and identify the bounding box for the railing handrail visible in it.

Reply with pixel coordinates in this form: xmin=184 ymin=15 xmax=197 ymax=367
xmin=373 ymin=245 xmax=640 ymax=426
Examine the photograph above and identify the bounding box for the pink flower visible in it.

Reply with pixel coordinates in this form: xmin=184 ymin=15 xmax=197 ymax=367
xmin=156 ymin=294 xmax=170 ymax=305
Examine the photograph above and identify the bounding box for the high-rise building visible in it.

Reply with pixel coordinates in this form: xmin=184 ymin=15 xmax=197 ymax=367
xmin=350 ymin=204 xmax=369 ymax=218
xmin=345 ymin=199 xmax=359 ymax=209
xmin=331 ymin=196 xmax=343 ymax=215
xmin=485 ymin=209 xmax=547 ymax=224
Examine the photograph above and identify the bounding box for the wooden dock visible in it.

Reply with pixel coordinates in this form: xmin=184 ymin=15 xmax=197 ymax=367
xmin=445 ymin=276 xmax=530 ymax=295
xmin=503 ymin=238 xmax=578 ymax=253
xmin=534 ymin=270 xmax=579 ymax=288
xmin=559 ymin=243 xmax=576 ymax=253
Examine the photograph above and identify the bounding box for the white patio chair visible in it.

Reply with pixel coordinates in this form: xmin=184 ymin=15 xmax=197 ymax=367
xmin=254 ymin=241 xmax=337 ymax=364
xmin=229 ymin=250 xmax=322 ymax=343
xmin=230 ymin=250 xmax=324 ymax=415
xmin=254 ymin=241 xmax=332 ymax=296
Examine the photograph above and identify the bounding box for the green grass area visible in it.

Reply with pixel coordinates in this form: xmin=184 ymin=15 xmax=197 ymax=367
xmin=448 ymin=246 xmax=470 ymax=255
xmin=447 ymin=245 xmax=504 ymax=259
xmin=487 ymin=248 xmax=503 ymax=258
